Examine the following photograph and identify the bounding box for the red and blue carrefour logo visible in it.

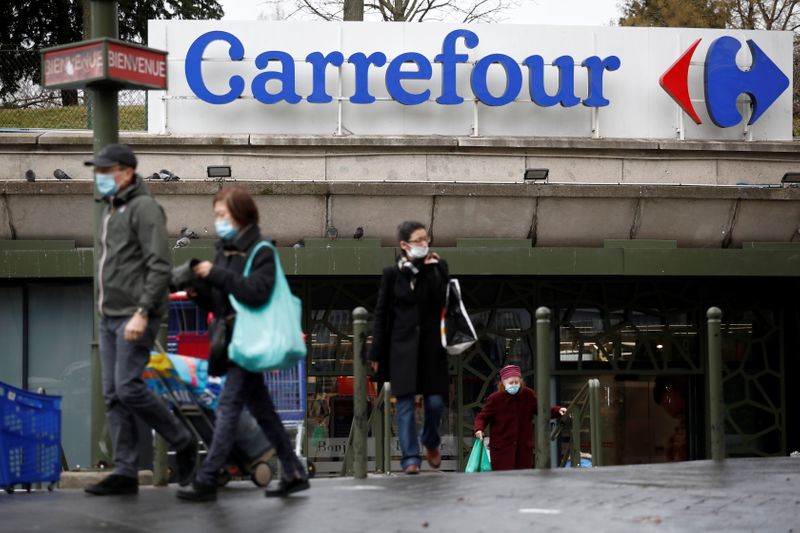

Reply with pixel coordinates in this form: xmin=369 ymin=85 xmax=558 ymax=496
xmin=660 ymin=37 xmax=790 ymax=128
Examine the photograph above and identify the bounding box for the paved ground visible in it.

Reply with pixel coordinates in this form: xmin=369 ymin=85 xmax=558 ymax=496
xmin=1 ymin=457 xmax=799 ymax=533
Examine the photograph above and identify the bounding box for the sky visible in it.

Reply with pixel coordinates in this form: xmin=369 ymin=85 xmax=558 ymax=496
xmin=218 ymin=0 xmax=623 ymax=26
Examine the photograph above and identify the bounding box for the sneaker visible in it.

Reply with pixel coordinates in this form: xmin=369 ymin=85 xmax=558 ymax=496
xmin=426 ymin=448 xmax=442 ymax=470
xmin=175 ymin=440 xmax=199 ymax=486
xmin=84 ymin=474 xmax=138 ymax=496
xmin=403 ymin=464 xmax=420 ymax=475
xmin=176 ymin=481 xmax=217 ymax=502
xmin=265 ymin=477 xmax=310 ymax=498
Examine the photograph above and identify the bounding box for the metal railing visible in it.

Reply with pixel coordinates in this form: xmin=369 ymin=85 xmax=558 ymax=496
xmin=550 ymin=378 xmax=603 ymax=468
xmin=340 ymin=381 xmax=392 ymax=477
xmin=343 ymin=306 xmax=392 ymax=477
xmin=343 ymin=304 xmax=728 ymax=476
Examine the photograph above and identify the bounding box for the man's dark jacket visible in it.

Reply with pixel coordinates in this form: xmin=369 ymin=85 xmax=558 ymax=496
xmin=97 ymin=175 xmax=170 ymax=318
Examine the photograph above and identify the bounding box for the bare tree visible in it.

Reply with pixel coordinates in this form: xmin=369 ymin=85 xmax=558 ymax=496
xmin=265 ymin=0 xmax=518 ymax=22
xmin=726 ymin=0 xmax=800 ymax=30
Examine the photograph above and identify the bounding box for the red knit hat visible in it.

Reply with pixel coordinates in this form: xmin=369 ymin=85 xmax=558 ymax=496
xmin=499 ymin=365 xmax=521 ymax=381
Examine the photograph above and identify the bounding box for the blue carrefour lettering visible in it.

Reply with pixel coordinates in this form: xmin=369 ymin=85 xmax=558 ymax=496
xmin=183 ymin=29 xmax=623 ymax=110
xmin=252 ymin=50 xmax=302 ymax=104
xmin=385 ymin=52 xmax=432 ymax=106
xmin=523 ymin=55 xmax=580 ymax=108
xmin=349 ymin=52 xmax=388 ymax=104
xmin=581 ymin=56 xmax=621 ymax=107
xmin=306 ymin=52 xmax=345 ymax=104
xmin=185 ymin=31 xmax=245 ymax=105
xmin=435 ymin=30 xmax=479 ymax=105
xmin=471 ymin=54 xmax=522 ymax=107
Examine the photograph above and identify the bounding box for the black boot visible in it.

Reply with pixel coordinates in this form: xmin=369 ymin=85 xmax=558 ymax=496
xmin=176 ymin=481 xmax=217 ymax=502
xmin=265 ymin=477 xmax=310 ymax=498
xmin=175 ymin=440 xmax=199 ymax=486
xmin=84 ymin=474 xmax=138 ymax=496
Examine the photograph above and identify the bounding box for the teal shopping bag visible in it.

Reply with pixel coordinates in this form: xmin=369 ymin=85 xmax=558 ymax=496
xmin=228 ymin=241 xmax=307 ymax=372
xmin=465 ymin=438 xmax=492 ymax=473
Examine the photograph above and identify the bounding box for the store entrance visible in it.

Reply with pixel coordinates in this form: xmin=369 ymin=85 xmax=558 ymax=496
xmin=557 ymin=375 xmax=701 ymax=466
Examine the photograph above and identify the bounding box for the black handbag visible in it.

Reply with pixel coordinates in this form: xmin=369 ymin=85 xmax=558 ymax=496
xmin=207 ymin=317 xmax=229 ymax=377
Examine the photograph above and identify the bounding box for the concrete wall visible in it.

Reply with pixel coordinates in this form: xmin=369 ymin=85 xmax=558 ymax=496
xmin=3 ymin=180 xmax=800 ymax=249
xmin=1 ymin=133 xmax=799 ymax=186
xmin=2 ymin=132 xmax=800 ymax=248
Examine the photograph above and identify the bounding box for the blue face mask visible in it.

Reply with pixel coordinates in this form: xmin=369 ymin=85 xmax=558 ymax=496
xmin=505 ymin=384 xmax=521 ymax=395
xmin=215 ymin=218 xmax=237 ymax=240
xmin=95 ymin=172 xmax=118 ymax=198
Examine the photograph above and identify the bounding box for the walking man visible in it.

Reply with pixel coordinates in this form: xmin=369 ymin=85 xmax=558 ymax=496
xmin=84 ymin=144 xmax=197 ymax=495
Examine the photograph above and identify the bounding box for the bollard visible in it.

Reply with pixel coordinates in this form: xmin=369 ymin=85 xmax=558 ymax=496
xmin=535 ymin=307 xmax=552 ymax=470
xmin=588 ymin=378 xmax=602 ymax=467
xmin=352 ymin=307 xmax=369 ymax=478
xmin=383 ymin=382 xmax=392 ymax=474
xmin=707 ymin=307 xmax=725 ymax=462
xmin=153 ymin=320 xmax=170 ymax=486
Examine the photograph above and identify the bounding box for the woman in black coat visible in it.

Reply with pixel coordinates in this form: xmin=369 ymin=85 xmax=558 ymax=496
xmin=177 ymin=186 xmax=308 ymax=502
xmin=369 ymin=221 xmax=450 ymax=475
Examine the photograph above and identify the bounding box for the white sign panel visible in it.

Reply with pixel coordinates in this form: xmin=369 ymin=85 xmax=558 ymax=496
xmin=147 ymin=21 xmax=793 ymax=141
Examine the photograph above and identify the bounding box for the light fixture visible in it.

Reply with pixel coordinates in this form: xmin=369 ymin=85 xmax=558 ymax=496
xmin=781 ymin=172 xmax=800 ymax=184
xmin=207 ymin=165 xmax=232 ymax=179
xmin=524 ymin=168 xmax=549 ymax=182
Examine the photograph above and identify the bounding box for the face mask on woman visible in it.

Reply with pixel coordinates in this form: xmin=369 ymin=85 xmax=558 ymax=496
xmin=95 ymin=172 xmax=118 ymax=198
xmin=505 ymin=384 xmax=521 ymax=395
xmin=215 ymin=218 xmax=237 ymax=240
xmin=407 ymin=244 xmax=429 ymax=259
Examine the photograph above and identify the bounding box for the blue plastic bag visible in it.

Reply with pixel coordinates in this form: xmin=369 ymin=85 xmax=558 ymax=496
xmin=228 ymin=241 xmax=307 ymax=372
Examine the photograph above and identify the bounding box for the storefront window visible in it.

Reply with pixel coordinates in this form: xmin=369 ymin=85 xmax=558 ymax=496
xmin=0 ymin=287 xmax=23 ymax=387
xmin=559 ymin=308 xmax=700 ymax=371
xmin=27 ymin=284 xmax=93 ymax=470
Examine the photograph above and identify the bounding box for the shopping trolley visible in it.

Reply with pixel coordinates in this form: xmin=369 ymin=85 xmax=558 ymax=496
xmin=144 ymin=351 xmax=275 ymax=487
xmin=0 ymin=383 xmax=61 ymax=493
xmin=264 ymin=359 xmax=312 ymax=477
xmin=167 ymin=292 xmax=209 ymax=358
xmin=166 ymin=292 xmax=311 ymax=478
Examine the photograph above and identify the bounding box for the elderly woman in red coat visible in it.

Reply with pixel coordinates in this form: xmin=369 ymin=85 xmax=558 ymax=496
xmin=474 ymin=365 xmax=566 ymax=471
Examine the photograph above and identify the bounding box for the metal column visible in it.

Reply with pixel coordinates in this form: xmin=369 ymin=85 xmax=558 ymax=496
xmin=535 ymin=307 xmax=551 ymax=470
xmin=89 ymin=0 xmax=120 ymax=467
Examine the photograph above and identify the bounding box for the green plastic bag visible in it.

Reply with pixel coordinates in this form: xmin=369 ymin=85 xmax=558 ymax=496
xmin=228 ymin=241 xmax=307 ymax=372
xmin=465 ymin=439 xmax=492 ymax=473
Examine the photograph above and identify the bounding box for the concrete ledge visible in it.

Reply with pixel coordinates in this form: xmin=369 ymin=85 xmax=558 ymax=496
xmin=0 ymin=132 xmax=44 ymax=144
xmin=2 ymin=180 xmax=800 ymax=201
xmin=249 ymin=134 xmax=460 ymax=147
xmin=58 ymin=470 xmax=154 ymax=489
xmin=0 ymin=131 xmax=797 ymax=154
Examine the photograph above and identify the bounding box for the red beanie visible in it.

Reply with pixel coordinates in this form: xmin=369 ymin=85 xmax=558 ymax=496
xmin=500 ymin=365 xmax=521 ymax=381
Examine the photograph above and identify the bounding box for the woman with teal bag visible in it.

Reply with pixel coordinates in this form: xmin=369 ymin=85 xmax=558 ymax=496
xmin=177 ymin=186 xmax=309 ymax=502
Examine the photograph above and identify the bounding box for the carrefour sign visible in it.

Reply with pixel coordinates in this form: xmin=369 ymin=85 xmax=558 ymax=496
xmin=147 ymin=22 xmax=793 ymax=140
xmin=185 ymin=29 xmax=620 ymax=109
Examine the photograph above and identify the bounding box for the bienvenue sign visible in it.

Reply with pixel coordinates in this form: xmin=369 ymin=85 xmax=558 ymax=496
xmin=146 ymin=21 xmax=793 ymax=140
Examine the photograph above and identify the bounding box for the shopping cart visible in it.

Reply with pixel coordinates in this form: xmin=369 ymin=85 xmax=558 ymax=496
xmin=0 ymin=383 xmax=61 ymax=493
xmin=264 ymin=359 xmax=312 ymax=477
xmin=167 ymin=292 xmax=209 ymax=358
xmin=166 ymin=292 xmax=311 ymax=478
xmin=144 ymin=351 xmax=275 ymax=487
